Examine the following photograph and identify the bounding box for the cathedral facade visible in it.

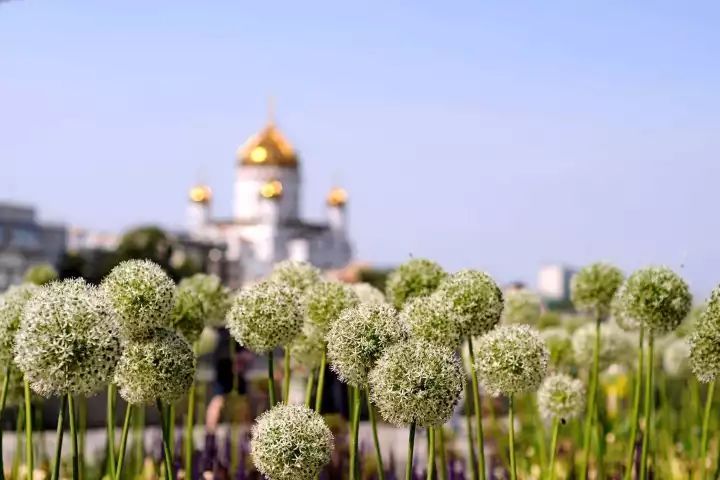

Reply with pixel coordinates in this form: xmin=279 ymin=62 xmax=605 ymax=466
xmin=185 ymin=118 xmax=352 ymax=287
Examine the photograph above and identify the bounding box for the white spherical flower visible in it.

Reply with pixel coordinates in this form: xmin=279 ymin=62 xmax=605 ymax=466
xmin=571 ymin=262 xmax=624 ymax=318
xmin=305 ymin=281 xmax=359 ymax=336
xmin=537 ymin=373 xmax=585 ymax=422
xmin=269 ymin=260 xmax=322 ymax=295
xmin=385 ymin=258 xmax=447 ymax=309
xmin=352 ymin=283 xmax=387 ymax=305
xmin=502 ymin=289 xmax=542 ymax=325
xmin=172 ymin=274 xmax=231 ymax=341
xmin=620 ymin=266 xmax=692 ymax=334
xmin=540 ymin=327 xmax=574 ymax=368
xmin=474 ymin=325 xmax=549 ymax=397
xmin=327 ymin=303 xmax=406 ymax=386
xmin=690 ymin=323 xmax=720 ymax=383
xmin=571 ymin=321 xmax=635 ymax=370
xmin=0 ymin=284 xmax=39 ymax=364
xmin=611 ymin=282 xmax=641 ymax=331
xmin=663 ymin=337 xmax=691 ymax=378
xmin=290 ymin=325 xmax=325 ymax=370
xmin=226 ymin=281 xmax=303 ymax=353
xmin=400 ymin=294 xmax=461 ymax=349
xmin=114 ymin=327 xmax=196 ymax=404
xmin=251 ymin=404 xmax=333 ymax=480
xmin=101 ymin=259 xmax=176 ymax=340
xmin=23 ymin=263 xmax=58 ymax=286
xmin=369 ymin=340 xmax=463 ymax=427
xmin=436 ymin=269 xmax=504 ymax=337
xmin=14 ymin=279 xmax=121 ymax=397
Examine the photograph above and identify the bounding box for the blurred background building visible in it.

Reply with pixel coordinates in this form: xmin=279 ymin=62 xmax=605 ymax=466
xmin=537 ymin=263 xmax=576 ymax=307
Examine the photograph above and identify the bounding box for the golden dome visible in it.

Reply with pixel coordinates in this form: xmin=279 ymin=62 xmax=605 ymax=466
xmin=260 ymin=180 xmax=283 ymax=199
xmin=327 ymin=187 xmax=348 ymax=207
xmin=238 ymin=123 xmax=298 ymax=167
xmin=189 ymin=184 xmax=212 ymax=204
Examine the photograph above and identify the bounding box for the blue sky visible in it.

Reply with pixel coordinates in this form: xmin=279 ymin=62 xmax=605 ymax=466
xmin=2 ymin=1 xmax=720 ymax=296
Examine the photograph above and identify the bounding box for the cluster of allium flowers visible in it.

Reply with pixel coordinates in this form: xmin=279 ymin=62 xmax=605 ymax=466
xmin=436 ymin=269 xmax=504 ymax=337
xmin=369 ymin=340 xmax=463 ymax=427
xmin=502 ymin=289 xmax=542 ymax=325
xmin=618 ymin=266 xmax=692 ymax=334
xmin=474 ymin=324 xmax=549 ymax=397
xmin=385 ymin=258 xmax=447 ymax=309
xmin=662 ymin=336 xmax=691 ymax=378
xmin=114 ymin=327 xmax=196 ymax=404
xmin=540 ymin=327 xmax=574 ymax=368
xmin=352 ymin=282 xmax=387 ymax=305
xmin=305 ymin=281 xmax=359 ymax=336
xmin=571 ymin=321 xmax=635 ymax=370
xmin=101 ymin=260 xmax=176 ymax=339
xmin=23 ymin=263 xmax=58 ymax=286
xmin=571 ymin=262 xmax=624 ymax=318
xmin=172 ymin=274 xmax=231 ymax=341
xmin=400 ymin=294 xmax=461 ymax=349
xmin=226 ymin=281 xmax=303 ymax=353
xmin=268 ymin=260 xmax=321 ymax=295
xmin=14 ymin=279 xmax=121 ymax=397
xmin=327 ymin=303 xmax=406 ymax=386
xmin=537 ymin=373 xmax=585 ymax=422
xmin=0 ymin=284 xmax=39 ymax=364
xmin=689 ymin=288 xmax=720 ymax=382
xmin=251 ymin=404 xmax=333 ymax=480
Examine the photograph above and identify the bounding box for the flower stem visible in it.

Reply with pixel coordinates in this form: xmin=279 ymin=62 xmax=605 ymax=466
xmin=349 ymin=386 xmax=361 ymax=480
xmin=548 ymin=417 xmax=559 ymax=480
xmin=581 ymin=316 xmax=601 ymax=479
xmin=508 ymin=395 xmax=517 ymax=480
xmin=133 ymin=407 xmax=145 ymax=476
xmin=314 ymin=349 xmax=327 ymax=413
xmin=107 ymin=384 xmax=117 ymax=480
xmin=436 ymin=427 xmax=447 ymax=480
xmin=467 ymin=338 xmax=486 ymax=480
xmin=464 ymin=376 xmax=478 ymax=480
xmin=305 ymin=369 xmax=316 ymax=408
xmin=51 ymin=396 xmax=67 ymax=480
xmin=12 ymin=403 xmax=22 ymax=480
xmin=115 ymin=404 xmax=133 ymax=480
xmin=367 ymin=391 xmax=386 ymax=480
xmin=0 ymin=365 xmax=10 ymax=480
xmin=267 ymin=351 xmax=277 ymax=407
xmin=156 ymin=400 xmax=174 ymax=480
xmin=701 ymin=381 xmax=716 ymax=480
xmin=68 ymin=394 xmax=79 ymax=480
xmin=405 ymin=422 xmax=416 ymax=480
xmin=23 ymin=379 xmax=33 ymax=480
xmin=426 ymin=427 xmax=435 ymax=480
xmin=184 ymin=380 xmax=196 ymax=480
xmin=283 ymin=347 xmax=291 ymax=403
xmin=624 ymin=325 xmax=644 ymax=480
xmin=639 ymin=334 xmax=654 ymax=480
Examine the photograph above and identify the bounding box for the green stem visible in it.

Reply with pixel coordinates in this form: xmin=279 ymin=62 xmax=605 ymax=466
xmin=464 ymin=377 xmax=478 ymax=480
xmin=533 ymin=397 xmax=547 ymax=474
xmin=107 ymin=384 xmax=117 ymax=480
xmin=51 ymin=396 xmax=67 ymax=480
xmin=314 ymin=349 xmax=327 ymax=413
xmin=23 ymin=379 xmax=33 ymax=480
xmin=68 ymin=394 xmax=79 ymax=480
xmin=406 ymin=422 xmax=416 ymax=480
xmin=701 ymin=381 xmax=716 ymax=480
xmin=548 ymin=418 xmax=559 ymax=480
xmin=436 ymin=427 xmax=447 ymax=480
xmin=0 ymin=366 xmax=10 ymax=480
xmin=305 ymin=369 xmax=316 ymax=408
xmin=508 ymin=395 xmax=517 ymax=480
xmin=168 ymin=403 xmax=176 ymax=460
xmin=184 ymin=380 xmax=196 ymax=480
xmin=156 ymin=400 xmax=174 ymax=480
xmin=115 ymin=404 xmax=133 ymax=480
xmin=581 ymin=316 xmax=601 ymax=479
xmin=268 ymin=351 xmax=277 ymax=407
xmin=133 ymin=407 xmax=145 ymax=475
xmin=467 ymin=339 xmax=486 ymax=480
xmin=283 ymin=347 xmax=291 ymax=403
xmin=426 ymin=428 xmax=435 ymax=480
xmin=639 ymin=334 xmax=654 ymax=480
xmin=12 ymin=403 xmax=23 ymax=480
xmin=349 ymin=387 xmax=361 ymax=480
xmin=624 ymin=326 xmax=644 ymax=480
xmin=78 ymin=397 xmax=87 ymax=480
xmin=367 ymin=392 xmax=386 ymax=480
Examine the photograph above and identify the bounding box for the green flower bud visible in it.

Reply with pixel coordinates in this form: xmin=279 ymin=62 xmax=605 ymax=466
xmin=385 ymin=258 xmax=447 ymax=309
xmin=305 ymin=281 xmax=359 ymax=337
xmin=23 ymin=263 xmax=58 ymax=286
xmin=571 ymin=262 xmax=624 ymax=319
xmin=400 ymin=294 xmax=461 ymax=349
xmin=436 ymin=270 xmax=503 ymax=338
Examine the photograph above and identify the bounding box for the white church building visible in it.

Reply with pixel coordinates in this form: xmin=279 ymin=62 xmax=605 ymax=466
xmin=185 ymin=117 xmax=353 ymax=287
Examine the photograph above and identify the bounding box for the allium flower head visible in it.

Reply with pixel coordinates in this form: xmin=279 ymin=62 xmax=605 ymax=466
xmin=369 ymin=340 xmax=463 ymax=427
xmin=226 ymin=280 xmax=303 ymax=353
xmin=571 ymin=262 xmax=624 ymax=318
xmin=23 ymin=263 xmax=58 ymax=286
xmin=572 ymin=321 xmax=635 ymax=370
xmin=619 ymin=266 xmax=692 ymax=334
xmin=474 ymin=324 xmax=549 ymax=396
xmin=400 ymin=294 xmax=461 ymax=349
xmin=537 ymin=373 xmax=585 ymax=422
xmin=251 ymin=404 xmax=333 ymax=480
xmin=690 ymin=323 xmax=720 ymax=383
xmin=172 ymin=274 xmax=231 ymax=341
xmin=611 ymin=282 xmax=641 ymax=331
xmin=290 ymin=326 xmax=325 ymax=369
xmin=352 ymin=283 xmax=387 ymax=305
xmin=101 ymin=259 xmax=176 ymax=340
xmin=14 ymin=279 xmax=121 ymax=397
xmin=327 ymin=303 xmax=406 ymax=386
xmin=540 ymin=327 xmax=574 ymax=368
xmin=114 ymin=327 xmax=196 ymax=404
xmin=269 ymin=260 xmax=322 ymax=295
xmin=502 ymin=289 xmax=542 ymax=325
xmin=305 ymin=281 xmax=359 ymax=336
xmin=663 ymin=337 xmax=691 ymax=378
xmin=0 ymin=283 xmax=39 ymax=364
xmin=385 ymin=258 xmax=447 ymax=309
xmin=436 ymin=269 xmax=504 ymax=337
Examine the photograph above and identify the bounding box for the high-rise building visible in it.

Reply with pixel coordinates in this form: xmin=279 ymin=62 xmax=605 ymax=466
xmin=537 ymin=264 xmax=576 ymax=302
